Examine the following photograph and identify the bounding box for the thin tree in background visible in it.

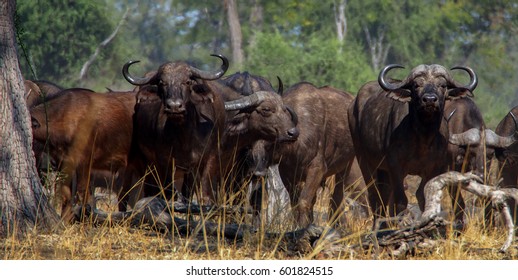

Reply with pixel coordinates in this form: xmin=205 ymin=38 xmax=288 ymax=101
xmin=225 ymin=0 xmax=244 ymax=68
xmin=248 ymin=0 xmax=263 ymax=51
xmin=0 ymin=0 xmax=61 ymax=238
xmin=363 ymin=26 xmax=390 ymax=72
xmin=334 ymin=0 xmax=347 ymax=45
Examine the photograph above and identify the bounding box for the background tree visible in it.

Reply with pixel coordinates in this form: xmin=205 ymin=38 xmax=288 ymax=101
xmin=0 ymin=0 xmax=60 ymax=238
xmin=16 ymin=0 xmax=116 ymax=88
xmin=225 ymin=0 xmax=244 ymax=68
xmin=14 ymin=0 xmax=518 ymax=127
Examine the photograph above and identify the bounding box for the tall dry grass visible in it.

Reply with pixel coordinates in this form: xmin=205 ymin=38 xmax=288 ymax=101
xmin=2 ymin=169 xmax=516 ymax=260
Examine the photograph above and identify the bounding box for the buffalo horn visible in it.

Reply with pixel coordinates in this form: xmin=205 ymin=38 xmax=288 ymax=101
xmin=378 ymin=64 xmax=406 ymax=91
xmin=450 ymin=66 xmax=478 ymax=92
xmin=276 ymin=76 xmax=284 ymax=95
xmin=445 ymin=108 xmax=457 ymax=123
xmin=449 ymin=128 xmax=518 ymax=148
xmin=510 ymin=111 xmax=518 ymax=132
xmin=122 ymin=60 xmax=156 ymax=85
xmin=286 ymin=105 xmax=298 ymax=125
xmin=449 ymin=128 xmax=481 ymax=146
xmin=189 ymin=54 xmax=229 ymax=80
xmin=485 ymin=129 xmax=518 ymax=148
xmin=224 ymin=91 xmax=270 ymax=111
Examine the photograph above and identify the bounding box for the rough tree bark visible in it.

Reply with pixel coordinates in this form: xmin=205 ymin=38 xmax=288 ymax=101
xmin=0 ymin=0 xmax=61 ymax=238
xmin=224 ymin=0 xmax=244 ymax=68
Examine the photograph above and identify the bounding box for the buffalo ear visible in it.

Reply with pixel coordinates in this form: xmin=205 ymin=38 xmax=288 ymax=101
xmin=386 ymin=89 xmax=412 ymax=103
xmin=192 ymin=84 xmax=210 ymax=94
xmin=447 ymin=87 xmax=473 ymax=100
xmin=190 ymin=86 xmax=218 ymax=124
xmin=226 ymin=112 xmax=249 ymax=136
xmin=496 ymin=148 xmax=518 ymax=167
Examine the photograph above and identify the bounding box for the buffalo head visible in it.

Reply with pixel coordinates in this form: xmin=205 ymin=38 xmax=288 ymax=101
xmin=224 ymin=90 xmax=299 ymax=143
xmin=449 ymin=127 xmax=516 ymax=176
xmin=379 ymin=64 xmax=478 ymax=123
xmin=220 ymin=71 xmax=284 ymax=96
xmin=122 ymin=54 xmax=229 ymax=118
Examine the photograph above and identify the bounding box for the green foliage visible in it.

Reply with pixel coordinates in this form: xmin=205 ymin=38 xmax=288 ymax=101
xmin=14 ymin=0 xmax=518 ymax=126
xmin=16 ymin=0 xmax=115 ymax=87
xmin=246 ymin=32 xmax=374 ymax=93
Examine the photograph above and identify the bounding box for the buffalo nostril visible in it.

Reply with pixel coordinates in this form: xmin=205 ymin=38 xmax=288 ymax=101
xmin=287 ymin=127 xmax=299 ymax=139
xmin=165 ymin=100 xmax=185 ymax=113
xmin=422 ymin=95 xmax=438 ymax=104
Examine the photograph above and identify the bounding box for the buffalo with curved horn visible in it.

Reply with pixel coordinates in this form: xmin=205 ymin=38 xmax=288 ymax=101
xmin=120 ymin=55 xmax=298 ymax=210
xmin=444 ymin=96 xmax=518 ymax=230
xmin=349 ymin=64 xmax=478 ymax=229
xmin=486 ymin=108 xmax=518 ymax=225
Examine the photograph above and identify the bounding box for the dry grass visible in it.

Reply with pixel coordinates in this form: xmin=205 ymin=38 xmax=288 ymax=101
xmin=2 ymin=172 xmax=516 ymax=260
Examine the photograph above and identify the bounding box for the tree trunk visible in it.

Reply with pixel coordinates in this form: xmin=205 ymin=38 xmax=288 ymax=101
xmin=334 ymin=0 xmax=347 ymax=44
xmin=363 ymin=26 xmax=390 ymax=72
xmin=0 ymin=0 xmax=61 ymax=238
xmin=247 ymin=0 xmax=263 ymax=51
xmin=224 ymin=0 xmax=244 ymax=68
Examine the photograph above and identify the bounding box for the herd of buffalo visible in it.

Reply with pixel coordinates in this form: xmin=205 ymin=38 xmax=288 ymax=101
xmin=24 ymin=54 xmax=518 ymax=233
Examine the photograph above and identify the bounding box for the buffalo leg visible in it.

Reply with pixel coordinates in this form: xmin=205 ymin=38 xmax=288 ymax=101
xmin=330 ymin=160 xmax=369 ymax=227
xmin=197 ymin=155 xmax=219 ymax=206
xmin=292 ymin=160 xmax=325 ymax=228
xmin=369 ymin=169 xmax=395 ymax=229
xmin=59 ymin=167 xmax=77 ymax=224
xmin=329 ymin=171 xmax=346 ymax=227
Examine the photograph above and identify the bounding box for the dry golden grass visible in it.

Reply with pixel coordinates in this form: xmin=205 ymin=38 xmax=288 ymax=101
xmin=1 ymin=211 xmax=515 ymax=260
xmin=2 ymin=172 xmax=515 ymax=260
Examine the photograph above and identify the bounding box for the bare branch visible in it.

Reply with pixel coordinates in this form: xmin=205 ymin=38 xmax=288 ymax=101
xmin=362 ymin=171 xmax=517 ymax=256
xmin=79 ymin=7 xmax=130 ymax=81
xmin=421 ymin=171 xmax=517 ymax=252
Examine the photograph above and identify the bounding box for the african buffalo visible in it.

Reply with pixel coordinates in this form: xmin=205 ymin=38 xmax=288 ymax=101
xmin=30 ymin=88 xmax=136 ymax=222
xmin=24 ymin=80 xmax=67 ymax=172
xmin=24 ymin=79 xmax=64 ymax=108
xmin=348 ymin=64 xmax=477 ymax=229
xmin=445 ymin=97 xmax=518 ymax=229
xmin=217 ymin=72 xmax=278 ymax=184
xmin=120 ymin=54 xmax=298 ymax=210
xmin=494 ymin=107 xmax=518 ymax=188
xmin=216 ymin=72 xmax=287 ymax=192
xmin=219 ymin=71 xmax=281 ymax=96
xmin=248 ymin=82 xmax=368 ymax=228
xmin=489 ymin=107 xmax=518 ymax=223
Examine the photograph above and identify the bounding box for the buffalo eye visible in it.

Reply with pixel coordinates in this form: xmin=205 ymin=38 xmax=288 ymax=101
xmin=259 ymin=107 xmax=272 ymax=117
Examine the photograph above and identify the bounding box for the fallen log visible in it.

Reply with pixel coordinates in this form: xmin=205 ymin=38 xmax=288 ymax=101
xmin=420 ymin=171 xmax=517 ymax=252
xmin=361 ymin=171 xmax=517 ymax=257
